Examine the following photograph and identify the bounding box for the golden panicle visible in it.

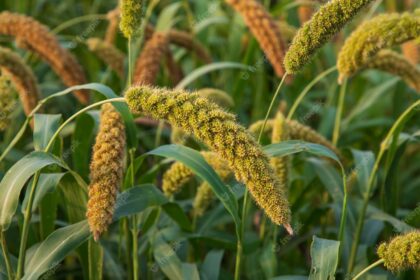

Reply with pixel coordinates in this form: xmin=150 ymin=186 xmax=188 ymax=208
xmin=0 ymin=12 xmax=89 ymax=104
xmin=402 ymin=40 xmax=419 ymax=65
xmin=167 ymin=30 xmax=212 ymax=64
xmin=0 ymin=47 xmax=39 ymax=118
xmin=377 ymin=231 xmax=420 ymax=272
xmin=86 ymin=103 xmax=126 ymax=241
xmin=162 ymin=160 xmax=194 ymax=196
xmin=193 ymin=153 xmax=232 ymax=216
xmin=337 ymin=12 xmax=420 ymax=82
xmin=365 ymin=50 xmax=420 ymax=92
xmin=126 ymin=86 xmax=292 ymax=232
xmin=87 ymin=37 xmax=125 ymax=79
xmin=287 ymin=119 xmax=342 ymax=157
xmin=0 ymin=74 xmax=17 ymax=131
xmin=225 ymin=0 xmax=287 ymax=78
xmin=133 ymin=32 xmax=169 ymax=86
xmin=105 ymin=7 xmax=120 ymax=44
xmin=119 ymin=0 xmax=143 ymax=39
xmin=270 ymin=112 xmax=290 ymax=192
xmin=285 ymin=0 xmax=373 ymax=74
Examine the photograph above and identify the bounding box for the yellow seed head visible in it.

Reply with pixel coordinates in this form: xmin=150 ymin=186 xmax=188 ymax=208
xmin=134 ymin=32 xmax=169 ymax=86
xmin=87 ymin=37 xmax=125 ymax=79
xmin=126 ymin=86 xmax=292 ymax=231
xmin=225 ymin=0 xmax=287 ymax=78
xmin=365 ymin=50 xmax=420 ymax=92
xmin=0 ymin=47 xmax=39 ymax=118
xmin=377 ymin=231 xmax=420 ymax=272
xmin=0 ymin=74 xmax=17 ymax=131
xmin=271 ymin=112 xmax=290 ymax=193
xmin=285 ymin=0 xmax=373 ymax=74
xmin=119 ymin=0 xmax=143 ymax=39
xmin=86 ymin=104 xmax=126 ymax=241
xmin=337 ymin=12 xmax=420 ymax=82
xmin=0 ymin=12 xmax=89 ymax=104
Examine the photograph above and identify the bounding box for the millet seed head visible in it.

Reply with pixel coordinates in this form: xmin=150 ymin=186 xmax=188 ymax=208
xmin=0 ymin=74 xmax=17 ymax=131
xmin=285 ymin=0 xmax=373 ymax=74
xmin=402 ymin=40 xmax=419 ymax=65
xmin=337 ymin=11 xmax=420 ymax=82
xmin=377 ymin=231 xmax=420 ymax=272
xmin=86 ymin=103 xmax=126 ymax=241
xmin=119 ymin=0 xmax=143 ymax=39
xmin=125 ymin=86 xmax=292 ymax=231
xmin=0 ymin=47 xmax=39 ymax=119
xmin=271 ymin=112 xmax=290 ymax=193
xmin=0 ymin=12 xmax=89 ymax=104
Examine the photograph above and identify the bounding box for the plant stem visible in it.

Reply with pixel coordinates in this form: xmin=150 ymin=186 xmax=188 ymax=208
xmin=127 ymin=37 xmax=133 ymax=89
xmin=287 ymin=66 xmax=337 ymax=120
xmin=234 ymin=74 xmax=288 ymax=280
xmin=333 ymin=79 xmax=347 ymax=146
xmin=352 ymin=259 xmax=384 ymax=280
xmin=347 ymin=100 xmax=420 ymax=274
xmin=1 ymin=230 xmax=14 ymax=279
xmin=16 ymin=171 xmax=41 ymax=280
xmin=129 ymin=149 xmax=140 ymax=280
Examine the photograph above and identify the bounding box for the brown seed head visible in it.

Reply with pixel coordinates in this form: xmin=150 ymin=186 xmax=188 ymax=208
xmin=86 ymin=103 xmax=126 ymax=241
xmin=0 ymin=12 xmax=89 ymax=104
xmin=402 ymin=40 xmax=419 ymax=65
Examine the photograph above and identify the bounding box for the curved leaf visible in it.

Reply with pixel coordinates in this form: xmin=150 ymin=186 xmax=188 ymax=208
xmin=309 ymin=236 xmax=340 ymax=280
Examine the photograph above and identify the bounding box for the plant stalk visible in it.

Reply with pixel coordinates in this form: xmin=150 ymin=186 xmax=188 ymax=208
xmin=352 ymin=259 xmax=384 ymax=280
xmin=1 ymin=230 xmax=14 ymax=279
xmin=333 ymin=79 xmax=347 ymax=146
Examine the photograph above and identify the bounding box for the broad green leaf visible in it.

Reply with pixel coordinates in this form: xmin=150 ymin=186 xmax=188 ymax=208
xmin=201 ymin=250 xmax=224 ymax=280
xmin=264 ymin=140 xmax=340 ymax=164
xmin=23 ymin=221 xmax=91 ymax=280
xmin=366 ymin=204 xmax=413 ymax=233
xmin=176 ymin=62 xmax=251 ymax=89
xmin=147 ymin=145 xmax=241 ymax=235
xmin=162 ymin=202 xmax=193 ymax=232
xmin=21 ymin=173 xmax=66 ymax=213
xmin=182 ymin=263 xmax=200 ymax=280
xmin=0 ymin=152 xmax=68 ymax=230
xmin=351 ymin=150 xmax=375 ymax=196
xmin=153 ymin=235 xmax=183 ymax=280
xmin=33 ymin=114 xmax=62 ymax=151
xmin=88 ymin=239 xmax=103 ymax=280
xmin=309 ymin=236 xmax=340 ymax=280
xmin=260 ymin=243 xmax=277 ymax=279
xmin=155 ymin=2 xmax=182 ymax=32
xmin=308 ymin=158 xmax=343 ymax=202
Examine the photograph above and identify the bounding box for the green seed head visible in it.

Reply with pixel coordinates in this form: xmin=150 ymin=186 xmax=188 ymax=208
xmin=377 ymin=231 xmax=420 ymax=272
xmin=285 ymin=0 xmax=373 ymax=74
xmin=119 ymin=0 xmax=143 ymax=38
xmin=0 ymin=74 xmax=17 ymax=131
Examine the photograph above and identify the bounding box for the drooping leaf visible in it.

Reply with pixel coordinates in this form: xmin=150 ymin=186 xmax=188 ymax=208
xmin=309 ymin=236 xmax=340 ymax=280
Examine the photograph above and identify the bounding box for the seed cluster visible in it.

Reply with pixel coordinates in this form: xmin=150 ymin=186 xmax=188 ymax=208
xmin=0 ymin=12 xmax=89 ymax=104
xmin=270 ymin=112 xmax=290 ymax=193
xmin=0 ymin=47 xmax=39 ymax=118
xmin=337 ymin=12 xmax=420 ymax=82
xmin=225 ymin=0 xmax=287 ymax=78
xmin=377 ymin=231 xmax=420 ymax=272
xmin=0 ymin=75 xmax=17 ymax=131
xmin=86 ymin=103 xmax=126 ymax=241
xmin=285 ymin=0 xmax=373 ymax=74
xmin=119 ymin=0 xmax=143 ymax=39
xmin=365 ymin=50 xmax=420 ymax=92
xmin=133 ymin=32 xmax=169 ymax=85
xmin=87 ymin=37 xmax=125 ymax=79
xmin=125 ymin=86 xmax=292 ymax=231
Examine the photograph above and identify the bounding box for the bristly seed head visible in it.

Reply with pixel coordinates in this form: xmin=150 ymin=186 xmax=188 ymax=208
xmin=119 ymin=0 xmax=143 ymax=39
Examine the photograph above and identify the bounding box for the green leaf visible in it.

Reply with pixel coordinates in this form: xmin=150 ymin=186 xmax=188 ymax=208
xmin=162 ymin=203 xmax=193 ymax=232
xmin=21 ymin=173 xmax=66 ymax=213
xmin=201 ymin=250 xmax=224 ymax=280
xmin=309 ymin=236 xmax=340 ymax=280
xmin=33 ymin=114 xmax=62 ymax=151
xmin=22 ymin=221 xmax=91 ymax=280
xmin=147 ymin=145 xmax=241 ymax=235
xmin=88 ymin=239 xmax=103 ymax=280
xmin=272 ymin=277 xmax=308 ymax=280
xmin=155 ymin=2 xmax=182 ymax=31
xmin=351 ymin=150 xmax=375 ymax=196
xmin=0 ymin=152 xmax=68 ymax=230
xmin=153 ymin=235 xmax=183 ymax=280
xmin=182 ymin=263 xmax=200 ymax=280
xmin=175 ymin=62 xmax=251 ymax=89
xmin=264 ymin=140 xmax=340 ymax=164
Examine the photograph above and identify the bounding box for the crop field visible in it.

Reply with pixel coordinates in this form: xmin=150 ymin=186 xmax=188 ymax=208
xmin=0 ymin=0 xmax=419 ymax=279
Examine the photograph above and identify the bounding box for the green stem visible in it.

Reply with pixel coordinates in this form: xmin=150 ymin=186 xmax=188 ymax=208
xmin=234 ymin=74 xmax=288 ymax=280
xmin=45 ymin=98 xmax=126 ymax=152
xmin=352 ymin=259 xmax=384 ymax=280
xmin=347 ymin=100 xmax=420 ymax=274
xmin=129 ymin=149 xmax=140 ymax=280
xmin=16 ymin=171 xmax=41 ymax=280
xmin=51 ymin=14 xmax=108 ymax=34
xmin=333 ymin=79 xmax=347 ymax=146
xmin=127 ymin=37 xmax=133 ymax=89
xmin=287 ymin=66 xmax=337 ymax=120
xmin=1 ymin=230 xmax=14 ymax=279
